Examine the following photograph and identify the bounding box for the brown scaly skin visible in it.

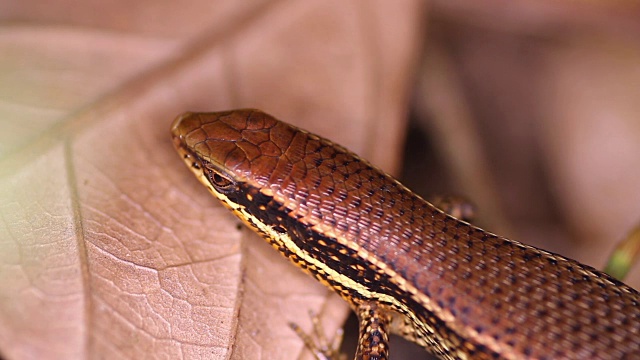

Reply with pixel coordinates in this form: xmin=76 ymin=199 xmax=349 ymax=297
xmin=171 ymin=109 xmax=640 ymax=359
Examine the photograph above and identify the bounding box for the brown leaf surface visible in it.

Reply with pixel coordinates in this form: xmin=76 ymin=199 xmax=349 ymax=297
xmin=0 ymin=1 xmax=423 ymax=359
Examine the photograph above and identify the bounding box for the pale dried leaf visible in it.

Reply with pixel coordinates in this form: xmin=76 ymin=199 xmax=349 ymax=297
xmin=0 ymin=1 xmax=423 ymax=359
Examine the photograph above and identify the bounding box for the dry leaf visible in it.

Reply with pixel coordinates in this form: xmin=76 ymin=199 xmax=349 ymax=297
xmin=0 ymin=1 xmax=423 ymax=359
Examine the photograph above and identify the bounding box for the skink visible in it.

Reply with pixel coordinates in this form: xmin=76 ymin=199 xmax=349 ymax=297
xmin=171 ymin=109 xmax=640 ymax=360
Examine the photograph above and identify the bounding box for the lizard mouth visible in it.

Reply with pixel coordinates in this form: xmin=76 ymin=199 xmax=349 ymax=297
xmin=171 ymin=132 xmax=203 ymax=173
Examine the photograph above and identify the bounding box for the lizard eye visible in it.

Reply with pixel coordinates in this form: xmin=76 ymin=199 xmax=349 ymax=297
xmin=207 ymin=170 xmax=235 ymax=193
